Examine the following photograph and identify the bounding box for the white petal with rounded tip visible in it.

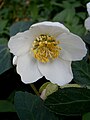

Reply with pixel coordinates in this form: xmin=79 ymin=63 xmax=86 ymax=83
xmin=13 ymin=56 xmax=18 ymax=65
xmin=16 ymin=53 xmax=43 ymax=84
xmin=38 ymin=59 xmax=73 ymax=86
xmin=8 ymin=30 xmax=34 ymax=56
xmin=87 ymin=2 xmax=90 ymax=16
xmin=30 ymin=21 xmax=70 ymax=37
xmin=57 ymin=33 xmax=87 ymax=61
xmin=85 ymin=17 xmax=90 ymax=30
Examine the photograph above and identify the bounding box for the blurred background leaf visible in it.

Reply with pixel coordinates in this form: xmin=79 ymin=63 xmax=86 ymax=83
xmin=0 ymin=38 xmax=8 ymax=45
xmin=10 ymin=21 xmax=32 ymax=36
xmin=0 ymin=0 xmax=89 ymax=36
xmin=83 ymin=112 xmax=90 ymax=120
xmin=0 ymin=100 xmax=15 ymax=112
xmin=83 ymin=32 xmax=90 ymax=45
xmin=0 ymin=20 xmax=8 ymax=34
xmin=0 ymin=45 xmax=12 ymax=75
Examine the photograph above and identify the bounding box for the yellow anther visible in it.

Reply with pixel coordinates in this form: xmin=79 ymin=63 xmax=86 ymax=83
xmin=31 ymin=34 xmax=61 ymax=63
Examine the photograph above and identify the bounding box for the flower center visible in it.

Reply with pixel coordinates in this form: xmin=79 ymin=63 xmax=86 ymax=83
xmin=31 ymin=34 xmax=61 ymax=63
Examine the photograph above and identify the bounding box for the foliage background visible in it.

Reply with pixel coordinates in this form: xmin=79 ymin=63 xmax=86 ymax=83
xmin=0 ymin=0 xmax=90 ymax=120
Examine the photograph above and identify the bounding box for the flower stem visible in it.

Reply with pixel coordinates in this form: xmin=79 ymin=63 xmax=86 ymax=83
xmin=30 ymin=83 xmax=40 ymax=96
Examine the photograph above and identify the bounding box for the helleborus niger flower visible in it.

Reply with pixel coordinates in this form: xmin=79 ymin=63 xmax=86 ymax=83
xmin=85 ymin=2 xmax=90 ymax=30
xmin=8 ymin=21 xmax=87 ymax=86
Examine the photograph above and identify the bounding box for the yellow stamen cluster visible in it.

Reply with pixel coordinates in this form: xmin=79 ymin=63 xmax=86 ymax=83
xmin=31 ymin=34 xmax=61 ymax=63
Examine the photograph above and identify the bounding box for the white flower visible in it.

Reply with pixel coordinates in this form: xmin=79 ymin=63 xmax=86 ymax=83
xmin=85 ymin=2 xmax=90 ymax=30
xmin=8 ymin=21 xmax=87 ymax=86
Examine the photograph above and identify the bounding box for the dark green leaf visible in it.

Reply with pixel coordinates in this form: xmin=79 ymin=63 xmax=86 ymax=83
xmin=62 ymin=1 xmax=81 ymax=8
xmin=0 ymin=45 xmax=12 ymax=74
xmin=77 ymin=12 xmax=86 ymax=20
xmin=0 ymin=100 xmax=15 ymax=112
xmin=14 ymin=91 xmax=58 ymax=120
xmin=0 ymin=38 xmax=8 ymax=45
xmin=72 ymin=61 xmax=90 ymax=86
xmin=53 ymin=8 xmax=75 ymax=22
xmin=10 ymin=21 xmax=32 ymax=37
xmin=83 ymin=33 xmax=90 ymax=45
xmin=0 ymin=20 xmax=8 ymax=34
xmin=45 ymin=88 xmax=90 ymax=116
xmin=66 ymin=24 xmax=85 ymax=36
xmin=83 ymin=112 xmax=90 ymax=120
xmin=30 ymin=3 xmax=39 ymax=20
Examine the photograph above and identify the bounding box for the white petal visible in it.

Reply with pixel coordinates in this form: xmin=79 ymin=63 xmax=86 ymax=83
xmin=30 ymin=21 xmax=70 ymax=37
xmin=38 ymin=59 xmax=73 ymax=86
xmin=8 ymin=30 xmax=34 ymax=56
xmin=87 ymin=2 xmax=90 ymax=16
xmin=16 ymin=53 xmax=43 ymax=84
xmin=60 ymin=49 xmax=72 ymax=61
xmin=85 ymin=17 xmax=90 ymax=30
xmin=57 ymin=33 xmax=87 ymax=61
xmin=13 ymin=56 xmax=18 ymax=65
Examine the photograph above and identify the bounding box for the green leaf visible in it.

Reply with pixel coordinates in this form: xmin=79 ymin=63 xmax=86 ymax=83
xmin=53 ymin=8 xmax=75 ymax=22
xmin=14 ymin=91 xmax=58 ymax=120
xmin=44 ymin=88 xmax=90 ymax=116
xmin=62 ymin=1 xmax=81 ymax=8
xmin=77 ymin=12 xmax=86 ymax=20
xmin=0 ymin=38 xmax=8 ymax=45
xmin=30 ymin=3 xmax=39 ymax=20
xmin=83 ymin=112 xmax=90 ymax=120
xmin=66 ymin=24 xmax=85 ymax=36
xmin=0 ymin=45 xmax=12 ymax=74
xmin=72 ymin=61 xmax=90 ymax=86
xmin=0 ymin=20 xmax=8 ymax=34
xmin=0 ymin=100 xmax=15 ymax=112
xmin=83 ymin=33 xmax=90 ymax=45
xmin=10 ymin=21 xmax=32 ymax=37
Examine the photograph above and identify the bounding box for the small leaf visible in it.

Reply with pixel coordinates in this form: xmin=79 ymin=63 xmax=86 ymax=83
xmin=62 ymin=1 xmax=81 ymax=8
xmin=30 ymin=3 xmax=39 ymax=20
xmin=0 ymin=45 xmax=12 ymax=74
xmin=0 ymin=100 xmax=15 ymax=112
xmin=53 ymin=9 xmax=68 ymax=22
xmin=0 ymin=20 xmax=8 ymax=34
xmin=39 ymin=82 xmax=50 ymax=93
xmin=10 ymin=21 xmax=32 ymax=37
xmin=72 ymin=61 xmax=90 ymax=86
xmin=45 ymin=83 xmax=58 ymax=97
xmin=14 ymin=91 xmax=58 ymax=120
xmin=45 ymin=88 xmax=90 ymax=116
xmin=53 ymin=8 xmax=75 ymax=22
